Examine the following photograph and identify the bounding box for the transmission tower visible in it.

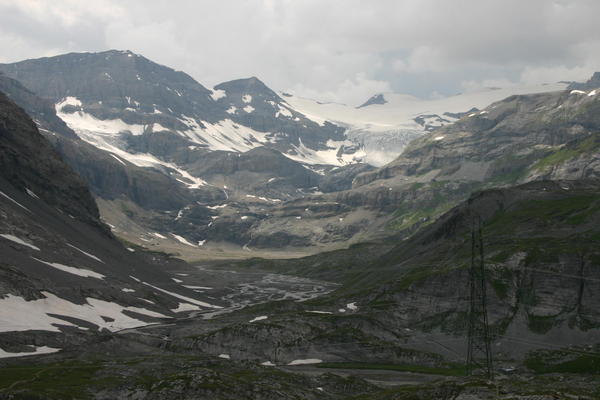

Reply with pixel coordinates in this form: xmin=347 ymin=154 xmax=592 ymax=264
xmin=466 ymin=215 xmax=494 ymax=380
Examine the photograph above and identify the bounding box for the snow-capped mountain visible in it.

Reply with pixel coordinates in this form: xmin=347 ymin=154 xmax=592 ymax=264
xmin=0 ymin=50 xmax=575 ymax=257
xmin=283 ymin=82 xmax=568 ymax=165
xmin=0 ymin=50 xmax=361 ymax=171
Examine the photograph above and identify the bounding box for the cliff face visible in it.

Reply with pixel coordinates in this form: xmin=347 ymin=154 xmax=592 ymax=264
xmin=0 ymin=91 xmax=224 ymax=355
xmin=0 ymin=90 xmax=100 ymax=226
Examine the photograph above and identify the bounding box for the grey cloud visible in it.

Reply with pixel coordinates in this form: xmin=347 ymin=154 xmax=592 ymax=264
xmin=0 ymin=0 xmax=599 ymax=105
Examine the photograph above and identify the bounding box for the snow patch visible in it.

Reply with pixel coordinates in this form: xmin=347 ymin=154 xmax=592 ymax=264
xmin=140 ymin=281 xmax=222 ymax=309
xmin=152 ymin=123 xmax=169 ymax=132
xmin=57 ymin=96 xmax=82 ymax=108
xmin=275 ymin=104 xmax=293 ymax=118
xmin=0 ymin=190 xmax=31 ymax=212
xmin=0 ymin=234 xmax=40 ymax=251
xmin=182 ymin=285 xmax=213 ymax=290
xmin=0 ymin=346 xmax=60 ymax=359
xmin=32 ymin=257 xmax=105 ymax=280
xmin=110 ymin=154 xmax=127 ymax=166
xmin=25 ymin=188 xmax=39 ymax=199
xmin=67 ymin=244 xmax=104 ymax=263
xmin=57 ymin=107 xmax=145 ymax=136
xmin=249 ymin=315 xmax=268 ymax=323
xmin=288 ymin=359 xmax=322 ymax=365
xmin=172 ymin=303 xmax=201 ymax=313
xmin=172 ymin=234 xmax=197 ymax=247
xmin=206 ymin=204 xmax=228 ymax=210
xmin=346 ymin=302 xmax=358 ymax=311
xmin=242 ymin=94 xmax=252 ymax=103
xmin=284 ymin=138 xmax=365 ymax=166
xmin=218 ymin=354 xmax=230 ymax=359
xmin=243 ymin=105 xmax=255 ymax=113
xmin=0 ymin=292 xmax=168 ymax=333
xmin=210 ymin=89 xmax=226 ymax=101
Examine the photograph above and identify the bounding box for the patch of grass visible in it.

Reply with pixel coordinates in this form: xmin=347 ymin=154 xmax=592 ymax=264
xmin=0 ymin=360 xmax=103 ymax=399
xmin=485 ymin=195 xmax=599 ymax=236
xmin=525 ymin=350 xmax=600 ymax=374
xmin=491 ymin=279 xmax=509 ymax=300
xmin=533 ymin=134 xmax=600 ymax=171
xmin=527 ymin=314 xmax=558 ymax=334
xmin=533 ymin=148 xmax=579 ymax=171
xmin=317 ymin=362 xmax=467 ymax=376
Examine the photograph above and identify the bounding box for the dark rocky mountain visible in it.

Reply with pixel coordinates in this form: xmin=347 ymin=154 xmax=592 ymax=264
xmin=204 ymin=179 xmax=599 ymax=368
xmin=330 ymin=81 xmax=600 ymax=238
xmin=0 ymin=72 xmax=204 ymax=211
xmin=567 ymin=71 xmax=600 ymax=91
xmin=0 ymin=90 xmax=226 ymax=355
xmin=357 ymin=93 xmax=387 ymax=108
xmin=213 ymin=77 xmax=346 ymax=153
xmin=0 ymin=89 xmax=98 ymax=225
xmin=0 ymin=51 xmax=378 ymax=257
xmin=0 ymin=50 xmax=351 ymax=162
xmin=0 ymin=50 xmax=222 ymax=124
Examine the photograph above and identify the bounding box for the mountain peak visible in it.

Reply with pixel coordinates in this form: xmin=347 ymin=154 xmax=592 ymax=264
xmin=357 ymin=93 xmax=387 ymax=108
xmin=567 ymin=72 xmax=600 ymax=91
xmin=214 ymin=76 xmax=271 ymax=93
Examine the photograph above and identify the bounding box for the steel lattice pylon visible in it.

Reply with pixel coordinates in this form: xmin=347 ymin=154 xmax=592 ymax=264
xmin=466 ymin=215 xmax=494 ymax=380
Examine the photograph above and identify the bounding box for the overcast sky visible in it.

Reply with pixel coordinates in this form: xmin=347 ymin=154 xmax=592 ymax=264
xmin=1 ymin=0 xmax=599 ymax=105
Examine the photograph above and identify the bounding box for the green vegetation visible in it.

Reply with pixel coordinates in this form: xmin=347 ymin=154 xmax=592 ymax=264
xmin=525 ymin=350 xmax=600 ymax=374
xmin=0 ymin=360 xmax=105 ymax=399
xmin=491 ymin=195 xmax=597 ymax=227
xmin=387 ymin=201 xmax=455 ymax=232
xmin=317 ymin=361 xmax=467 ymax=376
xmin=533 ymin=134 xmax=600 ymax=171
xmin=527 ymin=314 xmax=559 ymax=334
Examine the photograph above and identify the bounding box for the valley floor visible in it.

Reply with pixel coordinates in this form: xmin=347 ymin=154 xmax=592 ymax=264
xmin=1 ymin=261 xmax=598 ymax=399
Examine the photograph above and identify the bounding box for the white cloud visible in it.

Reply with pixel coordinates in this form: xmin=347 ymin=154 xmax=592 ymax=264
xmin=289 ymin=72 xmax=392 ymax=105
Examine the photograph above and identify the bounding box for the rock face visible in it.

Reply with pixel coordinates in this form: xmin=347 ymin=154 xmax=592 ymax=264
xmin=196 ymin=180 xmax=600 ymax=364
xmin=567 ymin=71 xmax=600 ymax=91
xmin=0 ymin=51 xmax=377 ymax=253
xmin=0 ymin=50 xmax=350 ymax=163
xmin=0 ymin=90 xmax=98 ymax=225
xmin=354 ymin=88 xmax=600 ymax=187
xmin=0 ymin=73 xmax=200 ymax=211
xmin=357 ymin=93 xmax=387 ymax=108
xmin=0 ymin=90 xmax=224 ymax=353
xmin=319 ymin=83 xmax=600 ymax=246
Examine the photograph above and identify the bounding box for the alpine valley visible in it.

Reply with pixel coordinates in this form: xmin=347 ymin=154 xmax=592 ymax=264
xmin=0 ymin=50 xmax=599 ymax=399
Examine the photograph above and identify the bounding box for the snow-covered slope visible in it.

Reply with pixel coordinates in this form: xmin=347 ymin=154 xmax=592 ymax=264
xmin=283 ymin=82 xmax=569 ymax=165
